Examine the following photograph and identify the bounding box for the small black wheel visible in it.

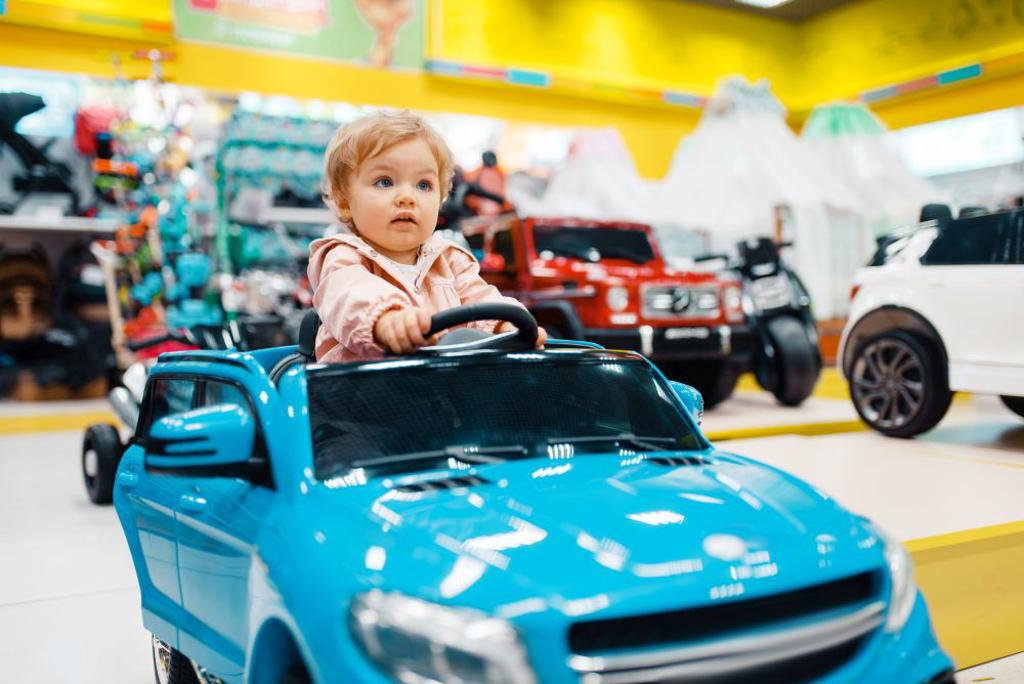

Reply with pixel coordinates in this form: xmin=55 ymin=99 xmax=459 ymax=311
xmin=665 ymin=361 xmax=740 ymax=409
xmin=849 ymin=331 xmax=952 ymax=438
xmin=1000 ymin=395 xmax=1024 ymax=420
xmin=82 ymin=423 xmax=123 ymax=505
xmin=764 ymin=317 xmax=820 ymax=407
xmin=152 ymin=636 xmax=201 ymax=684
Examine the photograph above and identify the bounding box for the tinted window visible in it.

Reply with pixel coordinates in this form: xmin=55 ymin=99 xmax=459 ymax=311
xmin=308 ymin=358 xmax=703 ymax=480
xmin=534 ymin=226 xmax=655 ymax=264
xmin=202 ymin=380 xmax=248 ymax=408
xmin=1016 ymin=213 xmax=1024 ymax=264
xmin=149 ymin=378 xmax=197 ymax=420
xmin=142 ymin=378 xmax=198 ymax=437
xmin=199 ymin=380 xmax=268 ymax=462
xmin=922 ymin=213 xmax=1013 ymax=265
xmin=492 ymin=230 xmax=516 ymax=267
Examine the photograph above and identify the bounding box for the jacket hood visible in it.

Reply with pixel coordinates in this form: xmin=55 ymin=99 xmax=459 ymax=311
xmin=306 ymin=232 xmax=472 ymax=290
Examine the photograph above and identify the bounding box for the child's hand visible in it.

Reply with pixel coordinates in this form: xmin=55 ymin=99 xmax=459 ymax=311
xmin=496 ymin=322 xmax=547 ymax=349
xmin=374 ymin=307 xmax=432 ymax=354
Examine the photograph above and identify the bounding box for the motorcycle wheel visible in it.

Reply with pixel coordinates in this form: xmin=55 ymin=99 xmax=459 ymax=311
xmin=665 ymin=361 xmax=741 ymax=409
xmin=764 ymin=317 xmax=820 ymax=407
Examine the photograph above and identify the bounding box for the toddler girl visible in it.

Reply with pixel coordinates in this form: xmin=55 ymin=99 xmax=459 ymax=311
xmin=308 ymin=110 xmax=545 ymax=362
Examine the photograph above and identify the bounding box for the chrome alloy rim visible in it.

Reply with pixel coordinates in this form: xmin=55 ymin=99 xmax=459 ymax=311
xmin=851 ymin=338 xmax=925 ymax=429
xmin=152 ymin=635 xmax=207 ymax=684
xmin=83 ymin=449 xmax=99 ymax=479
xmin=153 ymin=636 xmax=172 ymax=684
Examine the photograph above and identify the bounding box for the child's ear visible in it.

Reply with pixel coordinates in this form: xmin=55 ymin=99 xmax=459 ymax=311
xmin=337 ymin=199 xmax=351 ymax=223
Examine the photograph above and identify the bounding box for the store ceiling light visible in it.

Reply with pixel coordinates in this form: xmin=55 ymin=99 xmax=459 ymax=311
xmin=735 ymin=0 xmax=794 ymax=7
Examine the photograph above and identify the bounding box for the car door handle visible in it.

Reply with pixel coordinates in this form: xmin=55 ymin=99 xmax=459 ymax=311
xmin=179 ymin=493 xmax=208 ymax=513
xmin=117 ymin=471 xmax=138 ymax=489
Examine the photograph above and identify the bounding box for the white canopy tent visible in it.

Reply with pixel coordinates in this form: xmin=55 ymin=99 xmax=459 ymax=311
xmin=653 ymin=78 xmax=869 ymax=319
xmin=531 ymin=128 xmax=663 ymax=224
xmin=801 ymin=102 xmax=946 ymax=238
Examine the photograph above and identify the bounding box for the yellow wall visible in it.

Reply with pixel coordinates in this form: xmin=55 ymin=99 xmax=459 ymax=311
xmin=3 ymin=0 xmax=1024 ymax=176
xmin=437 ymin=0 xmax=800 ymax=100
xmin=435 ymin=0 xmax=1024 ymax=128
xmin=0 ymin=22 xmax=700 ymax=177
xmin=797 ymin=0 xmax=1024 ymax=109
xmin=0 ymin=0 xmax=172 ymax=41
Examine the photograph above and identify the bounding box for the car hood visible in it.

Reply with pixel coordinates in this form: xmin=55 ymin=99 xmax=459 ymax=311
xmin=306 ymin=451 xmax=883 ymax=618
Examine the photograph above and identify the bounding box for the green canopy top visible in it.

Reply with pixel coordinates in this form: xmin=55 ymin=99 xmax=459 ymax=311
xmin=802 ymin=102 xmax=887 ymax=138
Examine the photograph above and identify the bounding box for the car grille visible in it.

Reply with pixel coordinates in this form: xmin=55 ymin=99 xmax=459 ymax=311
xmin=641 ymin=285 xmax=720 ymax=319
xmin=395 ymin=475 xmax=489 ymax=493
xmin=647 ymin=455 xmax=711 ymax=467
xmin=567 ymin=571 xmax=883 ymax=684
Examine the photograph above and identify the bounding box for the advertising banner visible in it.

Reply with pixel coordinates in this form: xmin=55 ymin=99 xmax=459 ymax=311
xmin=174 ymin=0 xmax=424 ymax=70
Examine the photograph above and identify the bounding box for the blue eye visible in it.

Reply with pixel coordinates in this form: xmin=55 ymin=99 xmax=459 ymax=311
xmin=417 ymin=180 xmax=433 ymax=191
xmin=374 ymin=177 xmax=393 ymax=188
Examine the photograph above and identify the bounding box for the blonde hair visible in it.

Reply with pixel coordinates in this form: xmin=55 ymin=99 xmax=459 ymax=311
xmin=322 ymin=110 xmax=455 ymax=227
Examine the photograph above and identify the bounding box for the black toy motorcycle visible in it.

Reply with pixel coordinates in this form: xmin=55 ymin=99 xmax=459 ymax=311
xmin=699 ymin=237 xmax=821 ymax=406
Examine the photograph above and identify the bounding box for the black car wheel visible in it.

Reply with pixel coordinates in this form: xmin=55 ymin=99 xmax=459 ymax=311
xmin=152 ymin=636 xmax=201 ymax=684
xmin=850 ymin=331 xmax=952 ymax=438
xmin=1000 ymin=395 xmax=1024 ymax=420
xmin=82 ymin=424 xmax=123 ymax=505
xmin=763 ymin=316 xmax=820 ymax=407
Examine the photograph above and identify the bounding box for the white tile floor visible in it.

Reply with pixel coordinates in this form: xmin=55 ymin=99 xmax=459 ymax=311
xmin=1 ymin=392 xmax=1022 ymax=683
xmin=959 ymin=653 xmax=1024 ymax=682
xmin=720 ymin=404 xmax=1024 ymax=542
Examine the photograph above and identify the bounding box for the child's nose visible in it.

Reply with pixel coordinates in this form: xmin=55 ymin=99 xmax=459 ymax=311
xmin=395 ymin=184 xmax=416 ymax=204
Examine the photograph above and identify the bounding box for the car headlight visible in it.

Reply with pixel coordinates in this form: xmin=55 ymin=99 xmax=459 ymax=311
xmin=606 ymin=286 xmax=629 ymax=312
xmin=878 ymin=526 xmax=918 ymax=633
xmin=722 ymin=283 xmax=744 ymax=322
xmin=350 ymin=591 xmax=536 ymax=684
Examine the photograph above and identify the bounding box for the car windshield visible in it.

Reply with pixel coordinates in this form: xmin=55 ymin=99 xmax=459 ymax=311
xmin=307 ymin=355 xmax=703 ymax=480
xmin=533 ymin=225 xmax=655 ymax=264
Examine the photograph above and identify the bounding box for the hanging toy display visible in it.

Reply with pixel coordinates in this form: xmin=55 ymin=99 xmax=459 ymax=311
xmin=212 ymin=102 xmax=338 ymax=344
xmin=87 ymin=51 xmax=221 ymax=368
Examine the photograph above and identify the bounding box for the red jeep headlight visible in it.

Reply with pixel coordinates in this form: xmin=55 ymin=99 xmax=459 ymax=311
xmin=723 ymin=283 xmax=744 ymax=322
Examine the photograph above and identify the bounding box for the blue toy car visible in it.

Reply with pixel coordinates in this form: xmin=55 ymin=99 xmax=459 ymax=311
xmin=114 ymin=304 xmax=954 ymax=684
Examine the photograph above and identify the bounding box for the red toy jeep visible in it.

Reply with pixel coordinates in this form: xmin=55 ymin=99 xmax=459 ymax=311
xmin=463 ymin=215 xmax=753 ymax=406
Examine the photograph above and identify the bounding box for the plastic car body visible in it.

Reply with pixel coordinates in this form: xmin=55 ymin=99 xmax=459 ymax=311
xmin=115 ymin=308 xmax=953 ymax=684
xmin=461 ymin=214 xmax=753 ymax=406
xmin=840 ymin=208 xmax=1024 ymax=437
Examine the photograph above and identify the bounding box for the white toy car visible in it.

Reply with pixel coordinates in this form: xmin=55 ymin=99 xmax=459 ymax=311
xmin=839 ymin=205 xmax=1024 ymax=437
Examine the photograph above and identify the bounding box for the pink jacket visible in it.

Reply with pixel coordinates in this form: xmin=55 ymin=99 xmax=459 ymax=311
xmin=307 ymin=232 xmax=527 ymax=362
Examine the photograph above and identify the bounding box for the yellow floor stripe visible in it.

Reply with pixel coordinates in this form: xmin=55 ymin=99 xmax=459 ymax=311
xmin=705 ymin=419 xmax=867 ymax=442
xmin=907 ymin=520 xmax=1024 ymax=553
xmin=908 ymin=520 xmax=1024 ymax=668
xmin=0 ymin=411 xmax=118 ymax=435
xmin=737 ymin=367 xmax=973 ymax=404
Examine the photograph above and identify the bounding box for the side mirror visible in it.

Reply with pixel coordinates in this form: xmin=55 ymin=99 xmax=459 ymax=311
xmin=146 ymin=404 xmax=254 ymax=469
xmin=669 ymin=381 xmax=704 ymax=426
xmin=480 ymin=252 xmax=507 ymax=273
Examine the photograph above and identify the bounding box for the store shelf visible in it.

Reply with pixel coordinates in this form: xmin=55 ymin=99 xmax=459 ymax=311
xmin=257 ymin=206 xmax=335 ymax=225
xmin=0 ymin=215 xmax=118 ymax=234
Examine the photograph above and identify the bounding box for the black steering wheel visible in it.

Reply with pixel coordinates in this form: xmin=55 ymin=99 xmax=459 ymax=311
xmin=423 ymin=303 xmax=539 ymax=352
